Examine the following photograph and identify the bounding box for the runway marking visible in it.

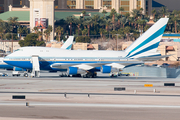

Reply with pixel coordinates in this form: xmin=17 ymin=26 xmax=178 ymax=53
xmin=0 ymin=91 xmax=180 ymax=97
xmin=0 ymin=102 xmax=180 ymax=108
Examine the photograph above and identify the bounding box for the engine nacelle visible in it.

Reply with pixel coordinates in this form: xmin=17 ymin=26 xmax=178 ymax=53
xmin=67 ymin=67 xmax=86 ymax=75
xmin=101 ymin=66 xmax=119 ymax=73
xmin=14 ymin=67 xmax=26 ymax=71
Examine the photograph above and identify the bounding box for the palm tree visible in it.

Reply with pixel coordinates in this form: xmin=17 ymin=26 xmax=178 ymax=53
xmin=102 ymin=10 xmax=107 ymax=17
xmin=75 ymin=17 xmax=83 ymax=36
xmin=137 ymin=19 xmax=146 ymax=35
xmin=124 ymin=26 xmax=131 ymax=41
xmin=0 ymin=20 xmax=4 ymax=40
xmin=92 ymin=14 xmax=100 ymax=36
xmin=121 ymin=17 xmax=127 ymax=28
xmin=82 ymin=29 xmax=88 ymax=36
xmin=0 ymin=27 xmax=3 ymax=40
xmin=119 ymin=7 xmax=124 ymax=14
xmin=44 ymin=25 xmax=52 ymax=42
xmin=144 ymin=25 xmax=150 ymax=32
xmin=17 ymin=26 xmax=24 ymax=40
xmin=8 ymin=17 xmax=19 ymax=53
xmin=105 ymin=19 xmax=112 ymax=39
xmin=172 ymin=10 xmax=179 ymax=33
xmin=99 ymin=28 xmax=106 ymax=41
xmin=32 ymin=27 xmax=38 ymax=33
xmin=139 ymin=8 xmax=144 ymax=19
xmin=152 ymin=9 xmax=157 ymax=21
xmin=117 ymin=14 xmax=122 ymax=26
xmin=131 ymin=9 xmax=141 ymax=20
xmin=159 ymin=6 xmax=168 ymax=17
xmin=55 ymin=26 xmax=64 ymax=42
xmin=66 ymin=16 xmax=76 ymax=35
xmin=82 ymin=10 xmax=86 ymax=20
xmin=110 ymin=9 xmax=117 ymax=30
xmin=37 ymin=31 xmax=43 ymax=41
xmin=124 ymin=12 xmax=130 ymax=18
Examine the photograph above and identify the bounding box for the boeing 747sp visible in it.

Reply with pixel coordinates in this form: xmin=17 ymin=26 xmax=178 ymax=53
xmin=4 ymin=18 xmax=169 ymax=77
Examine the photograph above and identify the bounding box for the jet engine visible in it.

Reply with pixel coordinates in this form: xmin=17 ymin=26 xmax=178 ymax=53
xmin=14 ymin=67 xmax=26 ymax=71
xmin=67 ymin=67 xmax=86 ymax=75
xmin=101 ymin=66 xmax=119 ymax=73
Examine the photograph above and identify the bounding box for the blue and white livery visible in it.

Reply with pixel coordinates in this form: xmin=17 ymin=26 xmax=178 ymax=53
xmin=0 ymin=36 xmax=74 ymax=71
xmin=4 ymin=18 xmax=169 ymax=77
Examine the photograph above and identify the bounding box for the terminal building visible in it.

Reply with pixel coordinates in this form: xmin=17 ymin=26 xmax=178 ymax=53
xmin=0 ymin=0 xmax=154 ymax=16
xmin=1 ymin=0 xmax=180 ymax=16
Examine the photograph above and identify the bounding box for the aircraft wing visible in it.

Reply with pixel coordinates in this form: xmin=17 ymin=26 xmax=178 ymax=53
xmin=136 ymin=55 xmax=172 ymax=61
xmin=50 ymin=61 xmax=143 ymax=70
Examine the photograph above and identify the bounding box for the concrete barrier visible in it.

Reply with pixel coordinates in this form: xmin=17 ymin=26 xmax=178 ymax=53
xmin=12 ymin=95 xmax=25 ymax=99
xmin=164 ymin=83 xmax=175 ymax=86
xmin=114 ymin=87 xmax=126 ymax=91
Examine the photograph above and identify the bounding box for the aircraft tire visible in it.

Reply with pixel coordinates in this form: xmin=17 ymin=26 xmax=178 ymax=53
xmin=24 ymin=73 xmax=28 ymax=77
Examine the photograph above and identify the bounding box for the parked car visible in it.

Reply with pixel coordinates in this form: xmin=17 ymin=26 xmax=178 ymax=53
xmin=152 ymin=64 xmax=158 ymax=67
xmin=118 ymin=73 xmax=130 ymax=76
xmin=162 ymin=63 xmax=169 ymax=67
xmin=0 ymin=73 xmax=8 ymax=76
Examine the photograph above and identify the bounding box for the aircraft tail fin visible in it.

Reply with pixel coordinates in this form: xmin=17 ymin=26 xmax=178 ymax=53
xmin=125 ymin=18 xmax=169 ymax=59
xmin=60 ymin=36 xmax=74 ymax=50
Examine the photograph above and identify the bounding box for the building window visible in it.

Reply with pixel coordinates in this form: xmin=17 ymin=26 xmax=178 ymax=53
xmin=121 ymin=0 xmax=129 ymax=14
xmin=67 ymin=0 xmax=76 ymax=9
xmin=103 ymin=0 xmax=112 ymax=9
xmin=137 ymin=0 xmax=141 ymax=10
xmin=13 ymin=0 xmax=23 ymax=8
xmin=85 ymin=0 xmax=94 ymax=9
xmin=54 ymin=0 xmax=58 ymax=9
xmin=0 ymin=0 xmax=4 ymax=13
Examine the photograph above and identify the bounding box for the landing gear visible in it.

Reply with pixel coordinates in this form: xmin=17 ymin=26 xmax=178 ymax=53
xmin=24 ymin=73 xmax=28 ymax=77
xmin=72 ymin=74 xmax=81 ymax=77
xmin=110 ymin=73 xmax=118 ymax=77
xmin=59 ymin=72 xmax=97 ymax=78
xmin=82 ymin=72 xmax=97 ymax=78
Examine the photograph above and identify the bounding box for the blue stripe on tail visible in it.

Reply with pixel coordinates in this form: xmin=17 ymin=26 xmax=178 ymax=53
xmin=128 ymin=42 xmax=160 ymax=58
xmin=126 ymin=25 xmax=166 ymax=57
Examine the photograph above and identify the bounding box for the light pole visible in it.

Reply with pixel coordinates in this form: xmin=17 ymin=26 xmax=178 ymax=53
xmin=116 ymin=34 xmax=119 ymax=51
xmin=11 ymin=33 xmax=13 ymax=53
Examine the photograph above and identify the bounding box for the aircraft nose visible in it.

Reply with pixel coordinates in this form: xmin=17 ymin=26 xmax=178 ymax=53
xmin=3 ymin=54 xmax=12 ymax=63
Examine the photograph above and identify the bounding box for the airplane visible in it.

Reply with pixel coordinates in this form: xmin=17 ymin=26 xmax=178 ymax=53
xmin=0 ymin=36 xmax=74 ymax=76
xmin=3 ymin=18 xmax=169 ymax=78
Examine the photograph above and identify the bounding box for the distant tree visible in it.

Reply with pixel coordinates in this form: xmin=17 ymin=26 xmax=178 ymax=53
xmin=76 ymin=36 xmax=91 ymax=43
xmin=5 ymin=33 xmax=18 ymax=40
xmin=55 ymin=26 xmax=64 ymax=42
xmin=159 ymin=6 xmax=168 ymax=17
xmin=8 ymin=17 xmax=19 ymax=52
xmin=32 ymin=26 xmax=38 ymax=33
xmin=102 ymin=10 xmax=107 ymax=17
xmin=18 ymin=26 xmax=28 ymax=40
xmin=19 ymin=33 xmax=45 ymax=47
xmin=82 ymin=10 xmax=87 ymax=20
xmin=119 ymin=7 xmax=124 ymax=14
xmin=44 ymin=25 xmax=52 ymax=42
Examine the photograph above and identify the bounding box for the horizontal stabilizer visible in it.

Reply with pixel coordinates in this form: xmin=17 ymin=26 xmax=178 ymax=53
xmin=136 ymin=55 xmax=172 ymax=61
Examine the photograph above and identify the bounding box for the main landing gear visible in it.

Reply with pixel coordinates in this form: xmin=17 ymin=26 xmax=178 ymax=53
xmin=59 ymin=72 xmax=97 ymax=78
xmin=82 ymin=72 xmax=97 ymax=78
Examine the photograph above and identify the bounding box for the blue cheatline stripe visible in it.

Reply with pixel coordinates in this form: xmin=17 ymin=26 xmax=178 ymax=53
xmin=126 ymin=24 xmax=167 ymax=57
xmin=66 ymin=44 xmax=72 ymax=50
xmin=128 ymin=42 xmax=160 ymax=58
